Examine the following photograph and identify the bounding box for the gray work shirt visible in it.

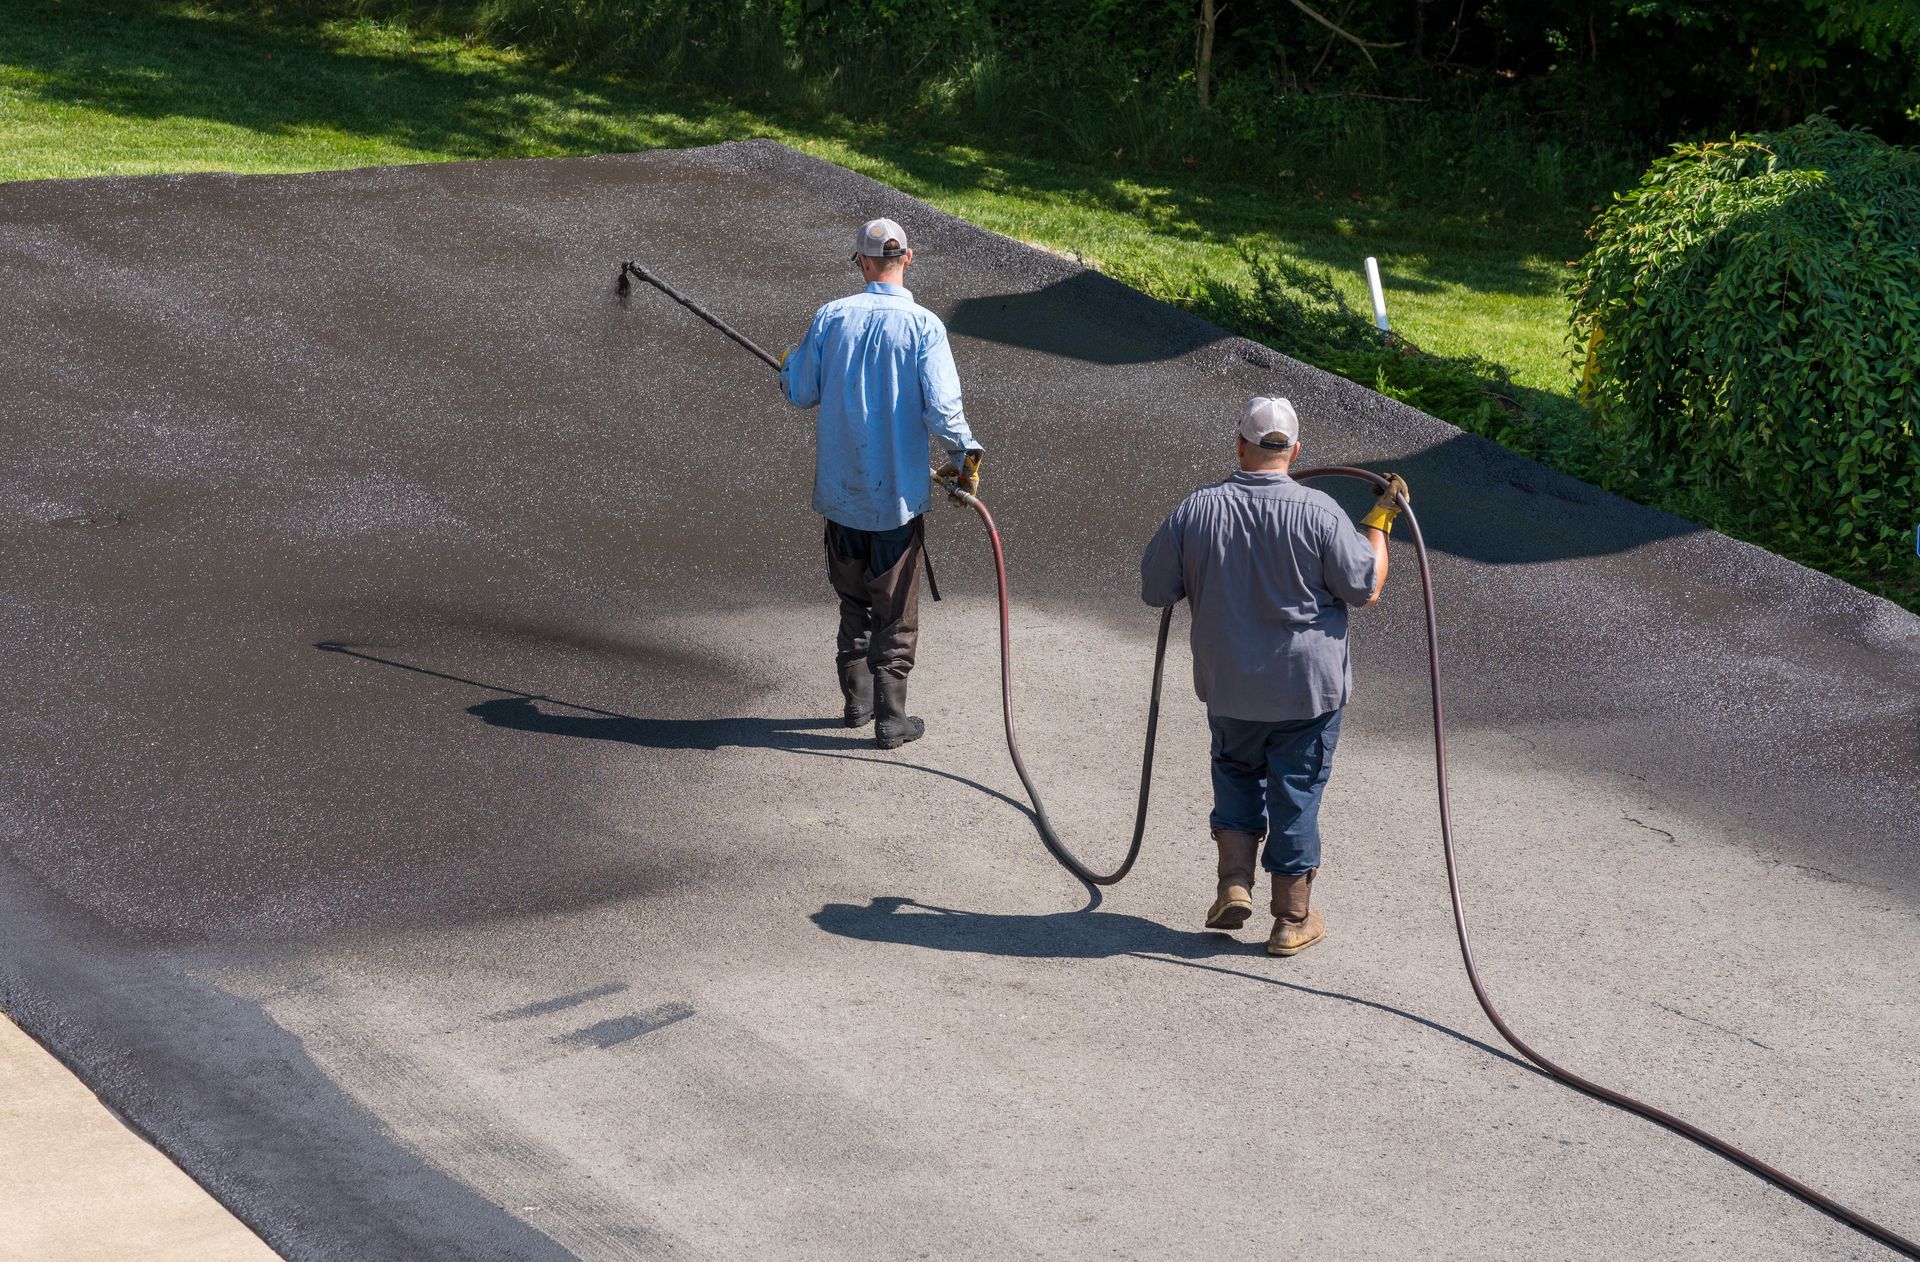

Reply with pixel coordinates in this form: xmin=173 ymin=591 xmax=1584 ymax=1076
xmin=1140 ymin=470 xmax=1378 ymax=721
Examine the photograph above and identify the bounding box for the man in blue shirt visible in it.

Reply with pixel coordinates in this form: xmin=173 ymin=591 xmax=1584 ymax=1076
xmin=781 ymin=218 xmax=984 ymax=750
xmin=1140 ymin=397 xmax=1405 ymax=956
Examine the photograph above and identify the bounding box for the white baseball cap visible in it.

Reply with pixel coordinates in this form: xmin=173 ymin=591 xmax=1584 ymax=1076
xmin=853 ymin=217 xmax=909 ymax=260
xmin=1238 ymin=396 xmax=1299 ymax=450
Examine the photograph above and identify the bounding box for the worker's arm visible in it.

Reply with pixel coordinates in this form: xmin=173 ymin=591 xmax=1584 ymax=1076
xmin=919 ymin=319 xmax=982 ymax=487
xmin=780 ymin=314 xmax=824 ymax=408
xmin=1322 ymin=473 xmax=1406 ymax=608
xmin=1361 ymin=526 xmax=1390 ymax=606
xmin=1139 ymin=509 xmax=1186 ymax=608
xmin=1348 ymin=473 xmax=1408 ymax=608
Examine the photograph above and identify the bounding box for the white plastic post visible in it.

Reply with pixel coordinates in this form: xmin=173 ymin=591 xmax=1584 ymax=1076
xmin=1365 ymin=256 xmax=1390 ymax=336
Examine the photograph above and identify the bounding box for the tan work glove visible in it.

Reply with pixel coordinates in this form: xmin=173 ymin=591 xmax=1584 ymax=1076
xmin=1360 ymin=472 xmax=1410 ymax=533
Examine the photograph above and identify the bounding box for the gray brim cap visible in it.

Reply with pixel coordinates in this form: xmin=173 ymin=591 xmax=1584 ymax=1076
xmin=854 ymin=217 xmax=909 ymax=259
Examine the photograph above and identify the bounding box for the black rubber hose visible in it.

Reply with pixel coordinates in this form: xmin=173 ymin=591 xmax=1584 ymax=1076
xmin=961 ymin=464 xmax=1917 ymax=1259
xmin=618 ymin=262 xmax=1916 ymax=1256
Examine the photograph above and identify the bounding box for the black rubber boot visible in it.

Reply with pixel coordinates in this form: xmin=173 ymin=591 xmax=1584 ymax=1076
xmin=873 ymin=674 xmax=924 ymax=750
xmin=838 ymin=659 xmax=875 ymax=728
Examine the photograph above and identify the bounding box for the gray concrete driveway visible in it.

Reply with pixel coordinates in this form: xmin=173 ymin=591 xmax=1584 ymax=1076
xmin=2 ymin=142 xmax=1916 ymax=1260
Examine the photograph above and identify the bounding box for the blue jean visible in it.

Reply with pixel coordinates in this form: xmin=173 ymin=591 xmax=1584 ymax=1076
xmin=1207 ymin=707 xmax=1344 ymax=876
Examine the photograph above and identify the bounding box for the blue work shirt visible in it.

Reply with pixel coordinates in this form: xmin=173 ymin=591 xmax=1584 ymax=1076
xmin=781 ymin=281 xmax=981 ymax=532
xmin=1140 ymin=471 xmax=1379 ymax=721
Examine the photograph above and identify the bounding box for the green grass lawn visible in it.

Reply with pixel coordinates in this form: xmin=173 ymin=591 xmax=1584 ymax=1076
xmin=17 ymin=2 xmax=1907 ymax=610
xmin=0 ymin=0 xmax=1584 ymax=402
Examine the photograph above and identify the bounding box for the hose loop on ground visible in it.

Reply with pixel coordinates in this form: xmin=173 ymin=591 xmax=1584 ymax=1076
xmin=624 ymin=258 xmax=1914 ymax=1258
xmin=962 ymin=465 xmax=1917 ymax=1259
xmin=967 ymin=488 xmax=1168 ymax=885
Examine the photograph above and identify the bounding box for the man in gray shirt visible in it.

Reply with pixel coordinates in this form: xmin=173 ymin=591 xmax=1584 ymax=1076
xmin=1140 ymin=397 xmax=1405 ymax=956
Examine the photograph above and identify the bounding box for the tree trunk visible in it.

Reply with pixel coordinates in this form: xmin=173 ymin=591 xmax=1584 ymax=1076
xmin=1198 ymin=0 xmax=1218 ymax=110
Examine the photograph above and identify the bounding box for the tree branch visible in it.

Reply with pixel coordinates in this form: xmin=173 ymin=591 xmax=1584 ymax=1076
xmin=1309 ymin=0 xmax=1358 ymax=84
xmin=1443 ymin=0 xmax=1468 ymax=64
xmin=1286 ymin=0 xmax=1403 ymax=69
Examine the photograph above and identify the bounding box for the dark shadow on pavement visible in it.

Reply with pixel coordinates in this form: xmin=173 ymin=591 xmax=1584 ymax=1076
xmin=812 ymin=895 xmax=1537 ymax=1074
xmin=468 ymin=696 xmax=847 ymax=751
xmin=947 ymin=271 xmax=1228 ymax=365
xmin=1304 ymin=433 xmax=1704 ymax=567
xmin=467 ymin=696 xmax=1044 ymax=819
xmin=315 ymin=640 xmax=1040 ymax=817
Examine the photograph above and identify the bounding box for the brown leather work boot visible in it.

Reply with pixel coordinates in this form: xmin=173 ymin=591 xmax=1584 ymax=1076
xmin=1268 ymin=869 xmax=1325 ymax=956
xmin=1205 ymin=830 xmax=1260 ymax=929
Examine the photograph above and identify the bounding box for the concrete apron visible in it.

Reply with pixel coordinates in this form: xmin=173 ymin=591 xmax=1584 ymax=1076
xmin=0 ymin=1013 xmax=279 ymax=1262
xmin=2 ymin=141 xmax=1917 ymax=1259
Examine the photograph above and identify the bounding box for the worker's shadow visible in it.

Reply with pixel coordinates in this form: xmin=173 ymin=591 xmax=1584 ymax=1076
xmin=812 ymin=895 xmax=1535 ymax=1073
xmin=316 ymin=642 xmax=1037 ymax=816
xmin=462 ymin=696 xmax=1035 ymax=814
xmin=466 ymin=696 xmax=852 ymax=752
xmin=815 ymin=894 xmax=1250 ymax=961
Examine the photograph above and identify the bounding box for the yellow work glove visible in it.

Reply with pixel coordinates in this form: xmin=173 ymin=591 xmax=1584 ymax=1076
xmin=1360 ymin=472 xmax=1409 ymax=533
xmin=939 ymin=451 xmax=983 ymax=501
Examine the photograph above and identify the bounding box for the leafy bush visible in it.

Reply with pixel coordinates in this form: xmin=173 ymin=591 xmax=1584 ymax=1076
xmin=1570 ymin=116 xmax=1920 ymax=597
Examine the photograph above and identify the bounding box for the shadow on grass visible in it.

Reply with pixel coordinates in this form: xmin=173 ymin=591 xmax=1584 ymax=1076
xmin=5 ymin=1 xmax=728 ymax=161
xmin=5 ymin=0 xmax=1580 ymax=295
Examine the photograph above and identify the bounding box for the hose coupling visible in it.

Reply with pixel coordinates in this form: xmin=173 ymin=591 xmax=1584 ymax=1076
xmin=932 ymin=470 xmax=979 ymax=507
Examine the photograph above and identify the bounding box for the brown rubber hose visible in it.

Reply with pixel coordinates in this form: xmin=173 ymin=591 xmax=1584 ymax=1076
xmin=618 ymin=260 xmax=1915 ymax=1257
xmin=971 ymin=488 xmax=1168 ymax=885
xmin=951 ymin=464 xmax=1916 ymax=1259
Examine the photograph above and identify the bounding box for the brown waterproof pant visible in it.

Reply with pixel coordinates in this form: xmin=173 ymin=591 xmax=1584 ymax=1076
xmin=825 ymin=517 xmax=924 ymax=681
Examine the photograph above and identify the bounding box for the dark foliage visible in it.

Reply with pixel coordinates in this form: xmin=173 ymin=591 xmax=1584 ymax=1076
xmin=266 ymin=0 xmax=1919 ymax=215
xmin=1571 ymin=116 xmax=1920 ymax=600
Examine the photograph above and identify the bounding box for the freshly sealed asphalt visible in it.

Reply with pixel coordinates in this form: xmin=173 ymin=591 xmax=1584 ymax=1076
xmin=2 ymin=141 xmax=1917 ymax=1260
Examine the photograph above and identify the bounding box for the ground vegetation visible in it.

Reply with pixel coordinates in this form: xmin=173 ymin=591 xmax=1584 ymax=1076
xmin=4 ymin=0 xmax=1916 ymax=607
xmin=1573 ymin=117 xmax=1920 ymax=601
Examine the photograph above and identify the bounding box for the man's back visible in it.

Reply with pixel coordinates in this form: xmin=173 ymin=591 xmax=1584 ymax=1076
xmin=781 ymin=281 xmax=971 ymax=532
xmin=780 ymin=218 xmax=982 ymax=751
xmin=1141 ymin=471 xmax=1377 ymax=722
xmin=1139 ymin=395 xmax=1399 ymax=956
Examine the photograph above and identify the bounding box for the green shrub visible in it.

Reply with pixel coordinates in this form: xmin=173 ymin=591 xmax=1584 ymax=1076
xmin=1570 ymin=116 xmax=1920 ymax=597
